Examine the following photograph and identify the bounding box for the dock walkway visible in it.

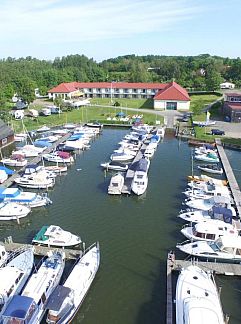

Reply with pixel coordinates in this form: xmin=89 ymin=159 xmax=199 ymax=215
xmin=3 ymin=132 xmax=72 ymax=188
xmin=3 ymin=237 xmax=81 ymax=260
xmin=216 ymin=138 xmax=241 ymax=217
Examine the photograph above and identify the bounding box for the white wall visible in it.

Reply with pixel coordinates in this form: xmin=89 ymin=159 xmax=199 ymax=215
xmin=154 ymin=100 xmax=190 ymax=110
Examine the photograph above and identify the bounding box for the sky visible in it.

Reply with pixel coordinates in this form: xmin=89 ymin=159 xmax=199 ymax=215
xmin=0 ymin=0 xmax=240 ymax=62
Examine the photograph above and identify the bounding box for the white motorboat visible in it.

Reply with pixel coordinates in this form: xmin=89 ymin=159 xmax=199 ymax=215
xmin=100 ymin=161 xmax=128 ymax=172
xmin=178 ymin=206 xmax=235 ymax=223
xmin=197 ymin=164 xmax=223 ymax=175
xmin=194 ymin=153 xmax=220 ymax=163
xmin=64 ymin=139 xmax=90 ymax=150
xmin=144 ymin=146 xmax=155 ymax=158
xmin=0 ymin=170 xmax=8 ymax=183
xmin=37 ymin=125 xmax=51 ymax=132
xmin=108 ymin=173 xmax=124 ymax=195
xmin=52 ymin=129 xmax=69 ymax=135
xmin=1 ymin=154 xmax=27 ymax=167
xmin=45 ymin=164 xmax=68 ymax=174
xmin=0 ymin=245 xmax=34 ymax=316
xmin=2 ymin=251 xmax=65 ymax=324
xmin=181 ymin=219 xmax=239 ymax=242
xmin=110 ymin=152 xmax=135 ymax=162
xmin=195 ymin=147 xmax=218 ymax=156
xmin=183 ymin=184 xmax=230 ymax=200
xmin=46 ymin=242 xmax=100 ymax=324
xmin=84 ymin=122 xmax=103 ymax=130
xmin=131 ymin=171 xmax=148 ymax=196
xmin=0 ymin=187 xmax=52 ymax=208
xmin=176 ymin=235 xmax=241 ymax=262
xmin=15 ymin=172 xmax=55 ymax=189
xmin=14 ymin=133 xmax=28 ymax=142
xmin=32 ymin=225 xmax=81 ymax=247
xmin=24 ymin=164 xmax=57 ymax=179
xmin=15 ymin=144 xmax=46 ymax=157
xmin=0 ymin=201 xmax=31 ymax=221
xmin=185 ymin=195 xmax=233 ymax=211
xmin=176 ymin=265 xmax=225 ymax=324
xmin=43 ymin=151 xmax=74 ymax=164
xmin=187 ymin=175 xmax=228 ymax=186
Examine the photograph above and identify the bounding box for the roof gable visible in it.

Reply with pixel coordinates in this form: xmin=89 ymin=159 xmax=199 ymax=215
xmin=154 ymin=81 xmax=190 ymax=101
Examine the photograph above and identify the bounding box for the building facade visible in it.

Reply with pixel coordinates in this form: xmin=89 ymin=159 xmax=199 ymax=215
xmin=223 ymin=92 xmax=241 ymax=122
xmin=0 ymin=120 xmax=14 ymax=148
xmin=48 ymin=81 xmax=190 ymax=110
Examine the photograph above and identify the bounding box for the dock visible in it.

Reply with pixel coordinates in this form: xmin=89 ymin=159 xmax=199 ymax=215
xmin=3 ymin=237 xmax=81 ymax=260
xmin=3 ymin=132 xmax=72 ymax=188
xmin=166 ymin=252 xmax=239 ymax=324
xmin=121 ymin=142 xmax=148 ymax=194
xmin=216 ymin=138 xmax=241 ymax=217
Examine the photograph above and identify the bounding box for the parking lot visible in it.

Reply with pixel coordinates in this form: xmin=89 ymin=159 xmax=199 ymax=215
xmin=211 ymin=120 xmax=241 ymax=138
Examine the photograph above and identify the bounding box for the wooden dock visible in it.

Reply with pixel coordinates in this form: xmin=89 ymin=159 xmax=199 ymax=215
xmin=121 ymin=142 xmax=148 ymax=194
xmin=216 ymin=138 xmax=241 ymax=217
xmin=3 ymin=237 xmax=81 ymax=260
xmin=3 ymin=132 xmax=72 ymax=188
xmin=166 ymin=252 xmax=240 ymax=324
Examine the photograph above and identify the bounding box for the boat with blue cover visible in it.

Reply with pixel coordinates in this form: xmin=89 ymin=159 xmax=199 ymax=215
xmin=0 ymin=187 xmax=52 ymax=208
xmin=131 ymin=157 xmax=150 ymax=196
xmin=2 ymin=251 xmax=65 ymax=324
xmin=0 ymin=166 xmax=14 ymax=175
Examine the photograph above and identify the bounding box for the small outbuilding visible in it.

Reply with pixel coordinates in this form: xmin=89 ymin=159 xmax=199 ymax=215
xmin=0 ymin=119 xmax=14 ymax=148
xmin=220 ymin=82 xmax=235 ymax=90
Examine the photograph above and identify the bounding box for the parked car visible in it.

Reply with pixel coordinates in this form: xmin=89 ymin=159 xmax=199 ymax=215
xmin=211 ymin=129 xmax=225 ymax=136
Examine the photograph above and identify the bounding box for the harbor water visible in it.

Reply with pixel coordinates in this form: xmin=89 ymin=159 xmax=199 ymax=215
xmin=1 ymin=128 xmax=241 ymax=324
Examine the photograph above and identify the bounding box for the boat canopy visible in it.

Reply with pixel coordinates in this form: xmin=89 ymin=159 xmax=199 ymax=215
xmin=25 ymin=164 xmax=42 ymax=174
xmin=150 ymin=135 xmax=159 ymax=143
xmin=136 ymin=158 xmax=149 ymax=172
xmin=46 ymin=285 xmax=72 ymax=312
xmin=0 ymin=166 xmax=14 ymax=175
xmin=212 ymin=206 xmax=233 ymax=223
xmin=57 ymin=151 xmax=71 ymax=159
xmin=12 ymin=153 xmax=25 ymax=160
xmin=2 ymin=295 xmax=36 ymax=320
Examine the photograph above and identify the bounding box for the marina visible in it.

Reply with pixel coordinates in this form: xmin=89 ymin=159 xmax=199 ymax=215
xmin=1 ymin=128 xmax=241 ymax=323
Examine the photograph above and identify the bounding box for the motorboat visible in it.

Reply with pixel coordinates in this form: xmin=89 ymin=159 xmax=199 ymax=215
xmin=176 ymin=265 xmax=225 ymax=324
xmin=131 ymin=171 xmax=148 ymax=196
xmin=187 ymin=175 xmax=228 ymax=186
xmin=194 ymin=153 xmax=220 ymax=163
xmin=0 ymin=245 xmax=34 ymax=316
xmin=46 ymin=242 xmax=100 ymax=324
xmin=100 ymin=161 xmax=128 ymax=172
xmin=43 ymin=151 xmax=74 ymax=164
xmin=110 ymin=152 xmax=135 ymax=162
xmin=185 ymin=195 xmax=233 ymax=211
xmin=45 ymin=164 xmax=68 ymax=174
xmin=63 ymin=123 xmax=77 ymax=129
xmin=195 ymin=145 xmax=218 ymax=156
xmin=40 ymin=135 xmax=61 ymax=143
xmin=176 ymin=235 xmax=241 ymax=262
xmin=178 ymin=206 xmax=235 ymax=223
xmin=0 ymin=201 xmax=31 ymax=221
xmin=181 ymin=219 xmax=239 ymax=242
xmin=15 ymin=144 xmax=46 ymax=157
xmin=108 ymin=173 xmax=124 ymax=195
xmin=183 ymin=183 xmax=230 ymax=200
xmin=52 ymin=129 xmax=69 ymax=135
xmin=15 ymin=172 xmax=55 ymax=189
xmin=0 ymin=166 xmax=14 ymax=176
xmin=1 ymin=153 xmax=27 ymax=167
xmin=64 ymin=139 xmax=90 ymax=150
xmin=0 ymin=187 xmax=52 ymax=208
xmin=32 ymin=225 xmax=81 ymax=247
xmin=84 ymin=122 xmax=103 ymax=130
xmin=37 ymin=125 xmax=51 ymax=132
xmin=14 ymin=133 xmax=28 ymax=142
xmin=0 ymin=170 xmax=8 ymax=183
xmin=197 ymin=164 xmax=223 ymax=175
xmin=2 ymin=251 xmax=65 ymax=324
xmin=144 ymin=146 xmax=155 ymax=158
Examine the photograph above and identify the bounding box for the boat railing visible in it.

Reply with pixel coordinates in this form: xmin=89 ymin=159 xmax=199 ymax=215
xmin=0 ymin=244 xmax=33 ymax=268
xmin=176 ymin=239 xmax=191 ymax=247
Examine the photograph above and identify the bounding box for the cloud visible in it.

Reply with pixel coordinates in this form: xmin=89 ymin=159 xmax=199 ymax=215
xmin=0 ymin=0 xmax=203 ymax=46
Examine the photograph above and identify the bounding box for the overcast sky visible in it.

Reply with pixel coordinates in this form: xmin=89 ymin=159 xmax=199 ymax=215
xmin=0 ymin=0 xmax=240 ymax=61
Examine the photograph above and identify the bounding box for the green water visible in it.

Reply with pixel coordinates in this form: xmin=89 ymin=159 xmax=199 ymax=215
xmin=1 ymin=129 xmax=241 ymax=324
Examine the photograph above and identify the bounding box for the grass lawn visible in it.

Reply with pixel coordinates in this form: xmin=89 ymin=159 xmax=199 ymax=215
xmin=11 ymin=106 xmax=163 ymax=133
xmin=90 ymin=98 xmax=154 ymax=109
xmin=190 ymin=94 xmax=221 ymax=121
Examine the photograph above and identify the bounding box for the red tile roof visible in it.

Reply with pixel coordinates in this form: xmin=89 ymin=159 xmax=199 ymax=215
xmin=48 ymin=82 xmax=167 ymax=93
xmin=153 ymin=81 xmax=190 ymax=101
xmin=224 ymin=102 xmax=241 ymax=110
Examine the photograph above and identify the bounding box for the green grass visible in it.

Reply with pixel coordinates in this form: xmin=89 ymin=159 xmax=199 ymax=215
xmin=90 ymin=98 xmax=154 ymax=109
xmin=11 ymin=106 xmax=163 ymax=132
xmin=190 ymin=94 xmax=221 ymax=121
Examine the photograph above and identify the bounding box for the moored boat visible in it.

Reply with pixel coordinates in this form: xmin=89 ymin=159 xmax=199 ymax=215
xmin=197 ymin=164 xmax=223 ymax=175
xmin=0 ymin=201 xmax=31 ymax=221
xmin=46 ymin=242 xmax=100 ymax=324
xmin=176 ymin=265 xmax=225 ymax=324
xmin=43 ymin=151 xmax=74 ymax=164
xmin=108 ymin=173 xmax=124 ymax=195
xmin=100 ymin=161 xmax=128 ymax=172
xmin=32 ymin=225 xmax=81 ymax=247
xmin=1 ymin=154 xmax=27 ymax=167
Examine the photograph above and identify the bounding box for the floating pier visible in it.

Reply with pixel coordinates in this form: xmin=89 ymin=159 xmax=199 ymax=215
xmin=3 ymin=132 xmax=72 ymax=188
xmin=216 ymin=138 xmax=241 ymax=218
xmin=3 ymin=236 xmax=81 ymax=260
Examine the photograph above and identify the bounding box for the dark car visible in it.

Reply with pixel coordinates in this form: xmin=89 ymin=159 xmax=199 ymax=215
xmin=211 ymin=129 xmax=225 ymax=136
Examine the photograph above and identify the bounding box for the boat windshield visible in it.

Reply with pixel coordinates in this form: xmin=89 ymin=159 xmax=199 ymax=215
xmin=210 ymin=239 xmax=223 ymax=252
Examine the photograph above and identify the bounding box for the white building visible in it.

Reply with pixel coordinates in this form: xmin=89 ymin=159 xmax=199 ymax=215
xmin=220 ymin=82 xmax=235 ymax=89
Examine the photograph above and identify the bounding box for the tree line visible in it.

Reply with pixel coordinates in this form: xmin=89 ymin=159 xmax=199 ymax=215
xmin=0 ymin=53 xmax=241 ymax=107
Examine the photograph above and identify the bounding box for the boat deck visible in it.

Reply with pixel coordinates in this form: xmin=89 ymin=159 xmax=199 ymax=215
xmin=3 ymin=237 xmax=81 ymax=260
xmin=3 ymin=133 xmax=72 ymax=188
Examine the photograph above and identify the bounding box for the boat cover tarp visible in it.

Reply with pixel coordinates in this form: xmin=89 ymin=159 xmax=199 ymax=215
xmin=0 ymin=187 xmax=19 ymax=199
xmin=34 ymin=140 xmax=51 ymax=147
xmin=212 ymin=206 xmax=233 ymax=223
xmin=150 ymin=135 xmax=159 ymax=143
xmin=2 ymin=295 xmax=35 ymax=319
xmin=57 ymin=151 xmax=71 ymax=159
xmin=136 ymin=158 xmax=149 ymax=172
xmin=0 ymin=166 xmax=14 ymax=175
xmin=46 ymin=285 xmax=72 ymax=311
